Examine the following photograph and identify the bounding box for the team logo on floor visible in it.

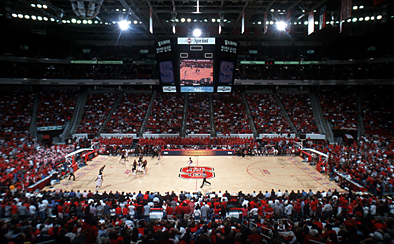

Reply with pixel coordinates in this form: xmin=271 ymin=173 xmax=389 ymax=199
xmin=178 ymin=166 xmax=215 ymax=179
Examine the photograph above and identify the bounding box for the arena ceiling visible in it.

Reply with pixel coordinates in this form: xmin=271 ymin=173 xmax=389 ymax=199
xmin=2 ymin=0 xmax=393 ymax=41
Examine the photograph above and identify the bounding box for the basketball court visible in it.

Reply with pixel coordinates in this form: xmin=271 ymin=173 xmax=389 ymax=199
xmin=48 ymin=154 xmax=340 ymax=194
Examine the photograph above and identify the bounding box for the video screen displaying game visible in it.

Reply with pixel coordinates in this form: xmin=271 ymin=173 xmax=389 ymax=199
xmin=179 ymin=59 xmax=213 ymax=86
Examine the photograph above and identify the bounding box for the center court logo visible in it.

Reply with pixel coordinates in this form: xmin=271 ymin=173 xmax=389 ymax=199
xmin=178 ymin=166 xmax=215 ymax=179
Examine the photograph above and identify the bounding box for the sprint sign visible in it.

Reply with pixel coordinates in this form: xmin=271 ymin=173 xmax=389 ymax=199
xmin=179 ymin=166 xmax=215 ymax=179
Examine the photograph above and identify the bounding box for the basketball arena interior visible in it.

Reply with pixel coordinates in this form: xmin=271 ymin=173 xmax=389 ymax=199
xmin=1 ymin=0 xmax=394 ymax=243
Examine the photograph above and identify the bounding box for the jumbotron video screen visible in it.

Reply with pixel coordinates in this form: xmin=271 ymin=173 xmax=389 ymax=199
xmin=179 ymin=59 xmax=213 ymax=86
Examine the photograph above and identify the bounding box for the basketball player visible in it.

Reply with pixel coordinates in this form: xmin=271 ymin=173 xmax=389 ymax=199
xmin=200 ymin=170 xmax=211 ymax=188
xmin=99 ymin=165 xmax=106 ymax=175
xmin=132 ymin=160 xmax=137 ymax=175
xmin=142 ymin=160 xmax=148 ymax=174
xmin=119 ymin=153 xmax=127 ymax=163
xmin=95 ymin=173 xmax=103 ymax=191
xmin=188 ymin=157 xmax=193 ymax=168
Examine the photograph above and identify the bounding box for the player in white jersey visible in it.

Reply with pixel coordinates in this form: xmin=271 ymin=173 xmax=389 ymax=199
xmin=95 ymin=174 xmax=103 ymax=191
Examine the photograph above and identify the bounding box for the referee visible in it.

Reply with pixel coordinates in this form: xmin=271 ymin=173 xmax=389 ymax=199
xmin=200 ymin=170 xmax=211 ymax=188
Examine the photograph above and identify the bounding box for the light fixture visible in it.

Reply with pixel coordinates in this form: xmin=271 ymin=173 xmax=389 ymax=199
xmin=31 ymin=4 xmax=36 ymax=7
xmin=31 ymin=15 xmax=37 ymax=20
xmin=37 ymin=4 xmax=42 ymax=8
xmin=181 ymin=18 xmax=185 ymax=22
xmin=193 ymin=28 xmax=202 ymax=37
xmin=18 ymin=14 xmax=23 ymax=18
xmin=118 ymin=20 xmax=129 ymax=30
xmin=276 ymin=21 xmax=287 ymax=31
xmin=352 ymin=18 xmax=357 ymax=22
xmin=212 ymin=18 xmax=216 ymax=22
xmin=187 ymin=18 xmax=191 ymax=22
xmin=133 ymin=20 xmax=138 ymax=24
xmin=353 ymin=6 xmax=358 ymax=10
xmin=24 ymin=15 xmax=30 ymax=19
xmin=377 ymin=15 xmax=382 ymax=20
xmin=43 ymin=17 xmax=48 ymax=21
xmin=365 ymin=16 xmax=370 ymax=21
xmin=71 ymin=18 xmax=77 ymax=23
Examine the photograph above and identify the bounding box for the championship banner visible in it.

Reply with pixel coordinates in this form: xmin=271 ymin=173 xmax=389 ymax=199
xmin=308 ymin=11 xmax=314 ymax=35
xmin=264 ymin=10 xmax=268 ymax=34
xmin=241 ymin=10 xmax=245 ymax=34
xmin=149 ymin=7 xmax=153 ymax=34
xmin=340 ymin=0 xmax=352 ymax=33
xmin=161 ymin=149 xmax=235 ymax=156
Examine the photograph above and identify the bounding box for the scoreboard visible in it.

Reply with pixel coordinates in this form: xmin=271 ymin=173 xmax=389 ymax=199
xmin=155 ymin=37 xmax=238 ymax=93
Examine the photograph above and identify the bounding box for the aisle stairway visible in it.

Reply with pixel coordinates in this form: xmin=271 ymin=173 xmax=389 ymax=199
xmin=309 ymin=91 xmax=334 ymax=143
xmin=139 ymin=91 xmax=157 ymax=136
xmin=68 ymin=92 xmax=88 ymax=137
xmin=29 ymin=93 xmax=39 ymax=138
xmin=241 ymin=92 xmax=258 ymax=137
xmin=180 ymin=93 xmax=189 ymax=137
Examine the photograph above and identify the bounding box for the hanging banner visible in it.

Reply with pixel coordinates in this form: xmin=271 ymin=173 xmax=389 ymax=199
xmin=264 ymin=10 xmax=268 ymax=34
xmin=340 ymin=0 xmax=352 ymax=33
xmin=319 ymin=4 xmax=327 ymax=30
xmin=149 ymin=7 xmax=153 ymax=34
xmin=308 ymin=11 xmax=315 ymax=35
xmin=241 ymin=9 xmax=245 ymax=34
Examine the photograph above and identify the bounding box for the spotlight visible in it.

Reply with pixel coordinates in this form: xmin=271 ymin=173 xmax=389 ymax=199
xmin=193 ymin=28 xmax=202 ymax=37
xmin=118 ymin=20 xmax=129 ymax=30
xmin=276 ymin=21 xmax=286 ymax=30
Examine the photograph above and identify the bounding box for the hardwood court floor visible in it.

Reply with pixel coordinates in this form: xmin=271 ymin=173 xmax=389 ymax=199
xmin=49 ymin=155 xmax=340 ymax=194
